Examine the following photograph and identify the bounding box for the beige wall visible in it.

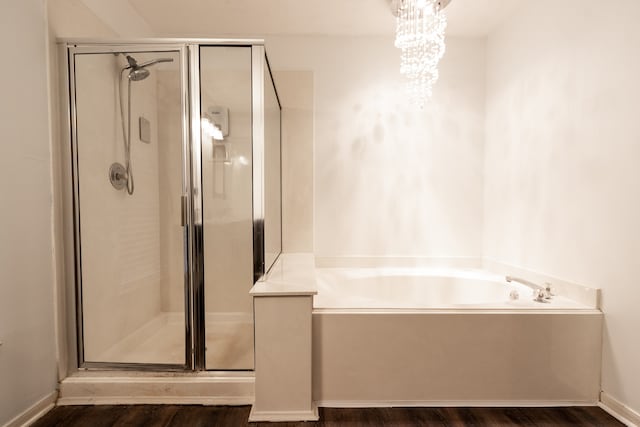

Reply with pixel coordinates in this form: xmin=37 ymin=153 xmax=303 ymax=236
xmin=266 ymin=35 xmax=486 ymax=258
xmin=484 ymin=0 xmax=640 ymax=414
xmin=0 ymin=0 xmax=58 ymax=424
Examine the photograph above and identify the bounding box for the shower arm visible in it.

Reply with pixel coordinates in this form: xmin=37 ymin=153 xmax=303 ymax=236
xmin=127 ymin=58 xmax=174 ymax=70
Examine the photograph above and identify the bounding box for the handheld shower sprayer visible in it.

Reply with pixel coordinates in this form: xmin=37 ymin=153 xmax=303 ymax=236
xmin=110 ymin=54 xmax=175 ymax=195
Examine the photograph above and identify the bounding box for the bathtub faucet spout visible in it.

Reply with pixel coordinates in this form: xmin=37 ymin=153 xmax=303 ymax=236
xmin=505 ymin=276 xmax=554 ymax=302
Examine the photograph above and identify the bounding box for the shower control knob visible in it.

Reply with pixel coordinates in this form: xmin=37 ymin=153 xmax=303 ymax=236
xmin=109 ymin=162 xmax=128 ymax=191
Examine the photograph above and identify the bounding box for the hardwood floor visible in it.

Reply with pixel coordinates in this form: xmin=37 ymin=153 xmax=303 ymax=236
xmin=32 ymin=405 xmax=623 ymax=426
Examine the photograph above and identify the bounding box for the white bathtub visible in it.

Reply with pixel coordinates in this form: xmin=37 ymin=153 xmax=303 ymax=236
xmin=313 ymin=268 xmax=590 ymax=310
xmin=311 ymin=267 xmax=602 ymax=407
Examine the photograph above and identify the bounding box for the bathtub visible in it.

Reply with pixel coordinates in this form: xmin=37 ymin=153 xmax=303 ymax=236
xmin=311 ymin=267 xmax=602 ymax=407
xmin=314 ymin=268 xmax=590 ymax=310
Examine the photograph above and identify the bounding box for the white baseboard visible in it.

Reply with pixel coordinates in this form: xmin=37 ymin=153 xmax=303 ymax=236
xmin=316 ymin=400 xmax=598 ymax=408
xmin=2 ymin=391 xmax=57 ymax=427
xmin=248 ymin=403 xmax=319 ymax=422
xmin=600 ymin=392 xmax=640 ymax=427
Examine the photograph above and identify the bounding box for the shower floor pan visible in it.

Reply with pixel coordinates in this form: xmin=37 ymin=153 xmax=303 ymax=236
xmin=95 ymin=312 xmax=254 ymax=369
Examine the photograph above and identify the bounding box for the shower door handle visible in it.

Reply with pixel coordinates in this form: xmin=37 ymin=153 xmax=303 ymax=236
xmin=181 ymin=195 xmax=187 ymax=227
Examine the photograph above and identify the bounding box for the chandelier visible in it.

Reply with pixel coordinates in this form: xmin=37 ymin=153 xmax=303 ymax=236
xmin=393 ymin=0 xmax=450 ymax=107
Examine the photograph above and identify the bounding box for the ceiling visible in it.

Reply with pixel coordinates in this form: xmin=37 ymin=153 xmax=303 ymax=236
xmin=126 ymin=0 xmax=525 ymax=38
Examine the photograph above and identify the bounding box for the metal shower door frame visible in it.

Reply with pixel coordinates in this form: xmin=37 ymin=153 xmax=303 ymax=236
xmin=66 ymin=42 xmax=193 ymax=371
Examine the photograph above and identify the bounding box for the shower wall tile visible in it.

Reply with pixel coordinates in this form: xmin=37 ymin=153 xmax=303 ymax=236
xmin=75 ymin=53 xmax=163 ymax=360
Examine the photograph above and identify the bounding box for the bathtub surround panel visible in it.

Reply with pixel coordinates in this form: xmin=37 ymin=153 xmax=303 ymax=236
xmin=273 ymin=71 xmax=314 ymax=253
xmin=248 ymin=259 xmax=599 ymax=417
xmin=313 ymin=311 xmax=602 ymax=405
xmin=484 ymin=0 xmax=640 ymax=415
xmin=0 ymin=1 xmax=58 ymax=425
xmin=265 ymin=36 xmax=485 ymax=258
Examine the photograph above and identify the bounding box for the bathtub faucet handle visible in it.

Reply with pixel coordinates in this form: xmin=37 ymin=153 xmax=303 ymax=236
xmin=543 ymin=283 xmax=555 ymax=298
xmin=532 ymin=288 xmax=547 ymax=302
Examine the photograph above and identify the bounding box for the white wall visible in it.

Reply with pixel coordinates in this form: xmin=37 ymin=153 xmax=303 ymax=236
xmin=267 ymin=35 xmax=486 ymax=258
xmin=484 ymin=0 xmax=640 ymax=414
xmin=0 ymin=0 xmax=58 ymax=424
xmin=47 ymin=0 xmax=150 ymax=38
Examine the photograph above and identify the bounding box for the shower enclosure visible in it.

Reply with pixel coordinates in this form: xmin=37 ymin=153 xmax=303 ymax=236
xmin=60 ymin=40 xmax=281 ymax=371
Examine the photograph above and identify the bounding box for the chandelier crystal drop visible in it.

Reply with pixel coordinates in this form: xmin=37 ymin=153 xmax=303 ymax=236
xmin=394 ymin=0 xmax=447 ymax=107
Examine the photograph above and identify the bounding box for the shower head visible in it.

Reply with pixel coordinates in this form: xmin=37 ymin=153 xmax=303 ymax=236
xmin=128 ymin=68 xmax=151 ymax=81
xmin=123 ymin=55 xmax=174 ymax=81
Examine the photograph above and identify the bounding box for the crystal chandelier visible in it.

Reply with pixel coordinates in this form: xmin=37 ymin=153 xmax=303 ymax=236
xmin=393 ymin=0 xmax=449 ymax=107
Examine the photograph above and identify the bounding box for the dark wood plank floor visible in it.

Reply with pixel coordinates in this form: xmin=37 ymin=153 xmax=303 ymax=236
xmin=32 ymin=405 xmax=624 ymax=426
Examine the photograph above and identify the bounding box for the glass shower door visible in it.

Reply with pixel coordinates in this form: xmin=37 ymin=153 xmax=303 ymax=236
xmin=199 ymin=46 xmax=255 ymax=370
xmin=72 ymin=47 xmax=189 ymax=367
